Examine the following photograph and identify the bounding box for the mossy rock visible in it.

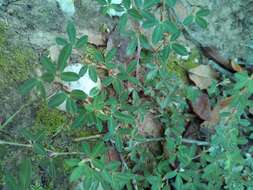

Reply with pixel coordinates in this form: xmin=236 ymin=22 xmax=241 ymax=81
xmin=0 ymin=22 xmax=36 ymax=91
xmin=34 ymin=104 xmax=67 ymax=135
xmin=168 ymin=48 xmax=200 ymax=82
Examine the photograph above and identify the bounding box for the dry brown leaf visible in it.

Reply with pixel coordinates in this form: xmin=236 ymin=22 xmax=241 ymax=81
xmin=230 ymin=60 xmax=243 ymax=72
xmin=78 ymin=29 xmax=106 ymax=46
xmin=188 ymin=65 xmax=218 ymax=90
xmin=138 ymin=112 xmax=163 ymax=137
xmin=191 ymin=93 xmax=212 ymax=121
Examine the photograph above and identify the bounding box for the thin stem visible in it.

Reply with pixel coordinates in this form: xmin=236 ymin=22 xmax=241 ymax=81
xmin=74 ymin=134 xmax=103 ymax=142
xmin=0 ymin=140 xmax=85 ymax=158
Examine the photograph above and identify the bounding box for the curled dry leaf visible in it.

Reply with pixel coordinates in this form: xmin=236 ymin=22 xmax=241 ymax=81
xmin=188 ymin=65 xmax=218 ymax=90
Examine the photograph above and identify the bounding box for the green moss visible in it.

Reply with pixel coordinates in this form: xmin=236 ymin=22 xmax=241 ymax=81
xmin=35 ymin=104 xmax=67 ymax=135
xmin=168 ymin=48 xmax=200 ymax=82
xmin=0 ymin=22 xmax=35 ymax=91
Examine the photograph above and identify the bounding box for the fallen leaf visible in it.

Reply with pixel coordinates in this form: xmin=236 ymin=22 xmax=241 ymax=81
xmin=78 ymin=29 xmax=106 ymax=46
xmin=191 ymin=93 xmax=212 ymax=120
xmin=230 ymin=60 xmax=243 ymax=72
xmin=188 ymin=65 xmax=218 ymax=90
xmin=138 ymin=112 xmax=163 ymax=137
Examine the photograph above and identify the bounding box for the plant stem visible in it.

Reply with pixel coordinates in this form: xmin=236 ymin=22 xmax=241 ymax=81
xmin=0 ymin=140 xmax=85 ymax=158
xmin=74 ymin=134 xmax=103 ymax=142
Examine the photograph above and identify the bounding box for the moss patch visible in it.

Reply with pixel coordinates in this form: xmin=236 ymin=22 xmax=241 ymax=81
xmin=0 ymin=22 xmax=36 ymax=91
xmin=168 ymin=48 xmax=200 ymax=82
xmin=34 ymin=104 xmax=67 ymax=135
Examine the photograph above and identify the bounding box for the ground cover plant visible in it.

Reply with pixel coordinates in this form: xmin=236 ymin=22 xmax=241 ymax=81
xmin=1 ymin=0 xmax=253 ymax=190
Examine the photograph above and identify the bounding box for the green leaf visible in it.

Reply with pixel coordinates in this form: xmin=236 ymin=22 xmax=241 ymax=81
xmin=18 ymin=78 xmax=39 ymax=95
xmin=118 ymin=13 xmax=128 ymax=32
xmin=195 ymin=16 xmax=208 ymax=28
xmin=91 ymin=142 xmax=106 ymax=158
xmin=75 ymin=35 xmax=88 ymax=49
xmin=48 ymin=92 xmax=66 ymax=108
xmin=128 ymin=8 xmax=142 ymax=20
xmin=19 ymin=158 xmax=32 ymax=190
xmin=106 ymin=48 xmax=117 ymax=62
xmin=102 ymin=76 xmax=114 ymax=86
xmin=79 ymin=65 xmax=88 ymax=77
xmin=41 ymin=56 xmax=56 ymax=73
xmin=164 ymin=171 xmax=177 ymax=179
xmin=165 ymin=0 xmax=176 ymax=7
xmin=56 ymin=37 xmax=68 ymax=46
xmin=58 ymin=44 xmax=72 ymax=71
xmin=88 ymin=66 xmax=98 ymax=82
xmin=196 ymin=9 xmax=210 ymax=17
xmin=67 ymin=21 xmax=76 ymax=44
xmin=33 ymin=143 xmax=47 ymax=156
xmin=143 ymin=0 xmax=160 ymax=9
xmin=152 ymin=24 xmax=163 ymax=45
xmin=172 ymin=43 xmax=188 ymax=56
xmin=66 ymin=97 xmax=77 ymax=114
xmin=71 ymin=115 xmax=85 ymax=128
xmin=41 ymin=73 xmax=55 ymax=83
xmin=70 ymin=165 xmax=85 ymax=182
xmin=112 ymin=78 xmax=123 ymax=95
xmin=61 ymin=72 xmax=80 ymax=81
xmin=139 ymin=34 xmax=151 ymax=49
xmin=114 ymin=111 xmax=135 ymax=124
xmin=90 ymin=87 xmax=100 ymax=97
xmin=183 ymin=15 xmax=194 ymax=26
xmin=5 ymin=175 xmax=18 ymax=190
xmin=70 ymin=90 xmax=87 ymax=100
xmin=127 ymin=60 xmax=137 ymax=73
xmin=65 ymin=159 xmax=80 ymax=167
xmin=127 ymin=37 xmax=137 ymax=56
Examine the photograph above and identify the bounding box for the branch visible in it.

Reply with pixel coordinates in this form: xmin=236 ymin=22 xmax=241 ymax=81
xmin=0 ymin=140 xmax=85 ymax=158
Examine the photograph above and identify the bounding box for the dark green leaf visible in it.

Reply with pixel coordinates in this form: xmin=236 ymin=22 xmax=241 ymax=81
xmin=48 ymin=92 xmax=66 ymax=108
xmin=58 ymin=44 xmax=72 ymax=71
xmin=41 ymin=73 xmax=55 ymax=83
xmin=118 ymin=13 xmax=128 ymax=32
xmin=127 ymin=37 xmax=137 ymax=56
xmin=127 ymin=60 xmax=137 ymax=73
xmin=91 ymin=142 xmax=106 ymax=158
xmin=143 ymin=0 xmax=160 ymax=9
xmin=71 ymin=115 xmax=85 ymax=128
xmin=106 ymin=48 xmax=117 ymax=62
xmin=112 ymin=78 xmax=123 ymax=95
xmin=88 ymin=66 xmax=98 ymax=82
xmin=172 ymin=43 xmax=188 ymax=56
xmin=79 ymin=65 xmax=88 ymax=77
xmin=19 ymin=158 xmax=32 ymax=190
xmin=196 ymin=9 xmax=210 ymax=17
xmin=70 ymin=165 xmax=85 ymax=182
xmin=114 ymin=111 xmax=135 ymax=124
xmin=18 ymin=78 xmax=39 ymax=95
xmin=41 ymin=56 xmax=56 ymax=73
xmin=152 ymin=24 xmax=163 ymax=45
xmin=195 ymin=16 xmax=208 ymax=28
xmin=139 ymin=34 xmax=151 ymax=49
xmin=61 ymin=72 xmax=80 ymax=81
xmin=56 ymin=37 xmax=68 ymax=46
xmin=183 ymin=15 xmax=194 ymax=26
xmin=5 ymin=175 xmax=18 ymax=190
xmin=67 ymin=21 xmax=76 ymax=44
xmin=90 ymin=87 xmax=100 ymax=97
xmin=128 ymin=8 xmax=142 ymax=20
xmin=165 ymin=0 xmax=176 ymax=7
xmin=66 ymin=97 xmax=77 ymax=114
xmin=70 ymin=90 xmax=87 ymax=100
xmin=75 ymin=35 xmax=88 ymax=49
xmin=33 ymin=143 xmax=47 ymax=156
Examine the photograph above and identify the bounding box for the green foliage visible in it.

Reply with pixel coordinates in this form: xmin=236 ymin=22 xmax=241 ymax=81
xmin=4 ymin=1 xmax=253 ymax=190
